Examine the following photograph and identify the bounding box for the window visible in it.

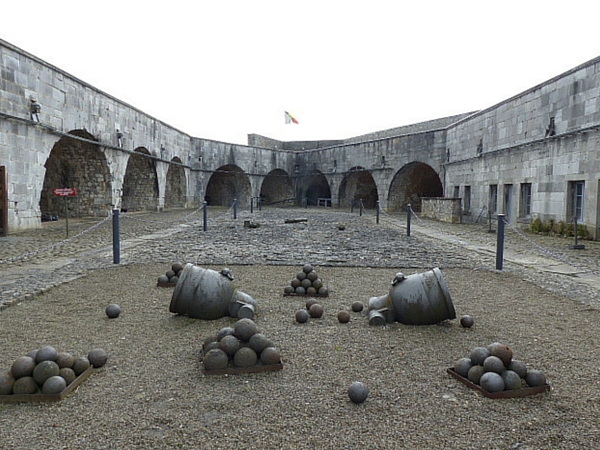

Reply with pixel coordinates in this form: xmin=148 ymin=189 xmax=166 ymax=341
xmin=453 ymin=186 xmax=460 ymax=198
xmin=519 ymin=183 xmax=532 ymax=218
xmin=489 ymin=185 xmax=498 ymax=214
xmin=464 ymin=186 xmax=471 ymax=213
xmin=569 ymin=181 xmax=585 ymax=222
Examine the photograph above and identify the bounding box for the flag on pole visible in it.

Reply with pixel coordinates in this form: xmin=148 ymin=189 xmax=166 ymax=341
xmin=284 ymin=111 xmax=299 ymax=124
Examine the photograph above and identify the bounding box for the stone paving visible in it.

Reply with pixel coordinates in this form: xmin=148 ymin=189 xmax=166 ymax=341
xmin=1 ymin=206 xmax=599 ymax=310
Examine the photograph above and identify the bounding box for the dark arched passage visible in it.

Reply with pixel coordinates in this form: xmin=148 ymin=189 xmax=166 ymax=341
xmin=205 ymin=165 xmax=251 ymax=207
xmin=338 ymin=167 xmax=378 ymax=208
xmin=121 ymin=147 xmax=159 ymax=211
xmin=299 ymin=170 xmax=331 ymax=206
xmin=40 ymin=129 xmax=111 ymax=218
xmin=388 ymin=162 xmax=443 ymax=212
xmin=260 ymin=169 xmax=295 ymax=206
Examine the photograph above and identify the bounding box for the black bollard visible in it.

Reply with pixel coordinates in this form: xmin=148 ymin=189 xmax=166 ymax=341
xmin=496 ymin=214 xmax=505 ymax=270
xmin=233 ymin=198 xmax=237 ymax=220
xmin=203 ymin=202 xmax=208 ymax=231
xmin=250 ymin=197 xmax=254 ymax=214
xmin=112 ymin=209 xmax=120 ymax=264
xmin=359 ymin=199 xmax=364 ymax=217
xmin=376 ymin=200 xmax=380 ymax=224
xmin=407 ymin=203 xmax=411 ymax=237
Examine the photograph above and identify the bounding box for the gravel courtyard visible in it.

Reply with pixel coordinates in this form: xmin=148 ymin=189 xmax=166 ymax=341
xmin=1 ymin=207 xmax=599 ymax=449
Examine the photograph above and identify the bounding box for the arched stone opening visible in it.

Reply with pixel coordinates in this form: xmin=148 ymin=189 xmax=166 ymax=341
xmin=165 ymin=157 xmax=187 ymax=208
xmin=388 ymin=162 xmax=443 ymax=212
xmin=338 ymin=167 xmax=378 ymax=208
xmin=121 ymin=147 xmax=159 ymax=211
xmin=300 ymin=170 xmax=331 ymax=206
xmin=40 ymin=129 xmax=111 ymax=219
xmin=204 ymin=165 xmax=251 ymax=207
xmin=260 ymin=169 xmax=294 ymax=206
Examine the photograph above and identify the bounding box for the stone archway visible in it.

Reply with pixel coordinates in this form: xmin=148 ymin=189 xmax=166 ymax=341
xmin=300 ymin=170 xmax=331 ymax=206
xmin=121 ymin=147 xmax=159 ymax=211
xmin=260 ymin=169 xmax=295 ymax=206
xmin=40 ymin=129 xmax=111 ymax=218
xmin=388 ymin=162 xmax=443 ymax=212
xmin=205 ymin=165 xmax=251 ymax=207
xmin=165 ymin=157 xmax=187 ymax=208
xmin=338 ymin=167 xmax=378 ymax=209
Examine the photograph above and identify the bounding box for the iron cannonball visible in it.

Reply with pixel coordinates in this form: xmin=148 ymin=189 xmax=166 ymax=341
xmin=480 ymin=372 xmax=505 ymax=393
xmin=260 ymin=347 xmax=281 ymax=365
xmin=219 ymin=335 xmax=241 ymax=357
xmin=88 ymin=348 xmax=109 ymax=368
xmin=217 ymin=327 xmax=235 ymax=341
xmin=307 ymin=271 xmax=318 ymax=282
xmin=42 ymin=375 xmax=67 ymax=395
xmin=291 ymin=278 xmax=302 ymax=289
xmin=105 ymin=304 xmax=121 ymax=319
xmin=233 ymin=347 xmax=258 ymax=367
xmin=55 ymin=352 xmax=74 ymax=369
xmin=295 ymin=286 xmax=306 ymax=295
xmin=454 ymin=358 xmax=473 ymax=378
xmin=158 ymin=274 xmax=169 ymax=283
xmin=338 ymin=224 xmax=346 ymax=231
xmin=337 ymin=310 xmax=351 ymax=323
xmin=59 ymin=368 xmax=76 ymax=385
xmin=204 ymin=341 xmax=220 ymax=353
xmin=501 ymin=370 xmax=522 ymax=390
xmin=301 ymin=278 xmax=313 ymax=289
xmin=483 ymin=356 xmax=505 ymax=374
xmin=72 ymin=356 xmax=91 ymax=376
xmin=296 ymin=271 xmax=307 ymax=281
xmin=526 ymin=369 xmax=547 ymax=387
xmin=317 ymin=287 xmax=329 ymax=296
xmin=312 ymin=279 xmax=323 ymax=290
xmin=351 ymin=302 xmax=364 ymax=312
xmin=172 ymin=262 xmax=184 ymax=273
xmin=169 ymin=275 xmax=179 ymax=284
xmin=309 ymin=303 xmax=324 ymax=318
xmin=12 ymin=376 xmax=38 ymax=395
xmin=11 ymin=356 xmax=36 ymax=379
xmin=467 ymin=365 xmax=485 ymax=384
xmin=33 ymin=360 xmax=60 ymax=386
xmin=26 ymin=349 xmax=38 ymax=360
xmin=469 ymin=347 xmax=490 ymax=366
xmin=306 ymin=287 xmax=317 ymax=295
xmin=295 ymin=310 xmax=309 ymax=323
xmin=204 ymin=334 xmax=218 ymax=347
xmin=306 ymin=298 xmax=318 ymax=310
xmin=166 ymin=270 xmax=176 ymax=278
xmin=284 ymin=285 xmax=295 ymax=294
xmin=507 ymin=360 xmax=528 ymax=379
xmin=234 ymin=318 xmax=259 ymax=341
xmin=35 ymin=346 xmax=58 ymax=363
xmin=249 ymin=333 xmax=273 ymax=354
xmin=348 ymin=381 xmax=369 ymax=404
xmin=203 ymin=349 xmax=229 ymax=371
xmin=460 ymin=315 xmax=474 ymax=328
xmin=303 ymin=264 xmax=313 ymax=274
xmin=0 ymin=372 xmax=15 ymax=395
xmin=489 ymin=343 xmax=513 ymax=366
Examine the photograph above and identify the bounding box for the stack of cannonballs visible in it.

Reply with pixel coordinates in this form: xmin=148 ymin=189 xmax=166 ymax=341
xmin=295 ymin=298 xmax=325 ymax=323
xmin=202 ymin=318 xmax=282 ymax=373
xmin=453 ymin=342 xmax=547 ymax=393
xmin=157 ymin=262 xmax=184 ymax=286
xmin=283 ymin=264 xmax=329 ymax=296
xmin=0 ymin=346 xmax=108 ymax=397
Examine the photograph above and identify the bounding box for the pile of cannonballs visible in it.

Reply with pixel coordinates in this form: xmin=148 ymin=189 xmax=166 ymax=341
xmin=454 ymin=342 xmax=547 ymax=393
xmin=202 ymin=318 xmax=281 ymax=372
xmin=0 ymin=346 xmax=108 ymax=396
xmin=295 ymin=298 xmax=324 ymax=323
xmin=284 ymin=264 xmax=329 ymax=296
xmin=157 ymin=262 xmax=184 ymax=285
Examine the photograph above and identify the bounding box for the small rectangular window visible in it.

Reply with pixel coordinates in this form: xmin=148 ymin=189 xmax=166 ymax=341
xmin=489 ymin=185 xmax=498 ymax=213
xmin=464 ymin=186 xmax=471 ymax=212
xmin=519 ymin=183 xmax=532 ymax=218
xmin=569 ymin=181 xmax=585 ymax=222
xmin=453 ymin=186 xmax=460 ymax=198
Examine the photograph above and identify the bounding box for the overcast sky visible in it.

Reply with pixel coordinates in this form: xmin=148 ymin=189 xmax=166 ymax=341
xmin=2 ymin=1 xmax=600 ymax=145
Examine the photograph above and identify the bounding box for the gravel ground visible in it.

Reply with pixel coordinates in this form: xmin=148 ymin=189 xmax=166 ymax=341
xmin=1 ymin=208 xmax=600 ymax=449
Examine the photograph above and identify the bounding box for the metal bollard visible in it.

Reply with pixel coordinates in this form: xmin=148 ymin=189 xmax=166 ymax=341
xmin=112 ymin=209 xmax=120 ymax=264
xmin=250 ymin=197 xmax=254 ymax=214
xmin=359 ymin=199 xmax=364 ymax=216
xmin=407 ymin=203 xmax=412 ymax=237
xmin=233 ymin=198 xmax=237 ymax=220
xmin=203 ymin=202 xmax=208 ymax=231
xmin=376 ymin=200 xmax=380 ymax=224
xmin=496 ymin=214 xmax=505 ymax=270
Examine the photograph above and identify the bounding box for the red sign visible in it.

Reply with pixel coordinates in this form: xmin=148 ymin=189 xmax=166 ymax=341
xmin=53 ymin=188 xmax=77 ymax=197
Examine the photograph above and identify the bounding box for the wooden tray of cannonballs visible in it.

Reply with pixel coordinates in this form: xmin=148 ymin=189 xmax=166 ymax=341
xmin=447 ymin=368 xmax=551 ymax=399
xmin=0 ymin=366 xmax=94 ymax=403
xmin=199 ymin=350 xmax=283 ymax=376
xmin=283 ymin=293 xmax=328 ymax=297
xmin=156 ymin=282 xmax=177 ymax=288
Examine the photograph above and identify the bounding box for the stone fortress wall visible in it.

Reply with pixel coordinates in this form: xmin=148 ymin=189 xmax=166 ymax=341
xmin=1 ymin=37 xmax=599 ymax=238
